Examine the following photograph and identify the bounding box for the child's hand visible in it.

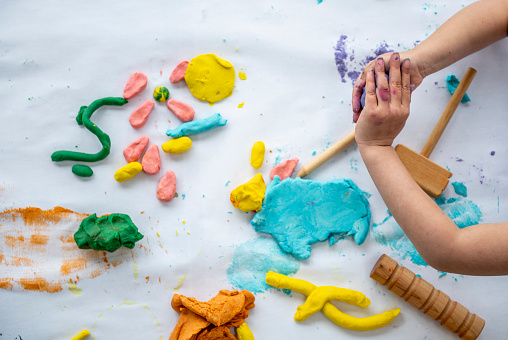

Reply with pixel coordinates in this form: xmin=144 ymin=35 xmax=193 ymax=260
xmin=354 ymin=53 xmax=412 ymax=148
xmin=352 ymin=52 xmax=423 ymax=122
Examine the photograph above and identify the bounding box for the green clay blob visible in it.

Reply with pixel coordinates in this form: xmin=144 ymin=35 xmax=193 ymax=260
xmin=51 ymin=97 xmax=128 ymax=163
xmin=72 ymin=164 xmax=93 ymax=177
xmin=74 ymin=213 xmax=144 ymax=252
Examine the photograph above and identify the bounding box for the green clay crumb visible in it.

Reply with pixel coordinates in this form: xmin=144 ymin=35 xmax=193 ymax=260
xmin=74 ymin=213 xmax=144 ymax=252
xmin=72 ymin=164 xmax=93 ymax=177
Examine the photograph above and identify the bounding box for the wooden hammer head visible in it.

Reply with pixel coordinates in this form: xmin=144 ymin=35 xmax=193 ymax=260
xmin=395 ymin=144 xmax=452 ymax=198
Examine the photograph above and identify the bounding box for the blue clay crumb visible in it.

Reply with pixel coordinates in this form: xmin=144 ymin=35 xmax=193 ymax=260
xmin=452 ymin=182 xmax=468 ymax=197
xmin=446 ymin=75 xmax=471 ymax=103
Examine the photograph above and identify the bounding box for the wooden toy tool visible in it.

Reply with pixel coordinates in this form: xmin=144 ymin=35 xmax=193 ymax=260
xmin=296 ymin=129 xmax=355 ymax=178
xmin=370 ymin=254 xmax=485 ymax=340
xmin=395 ymin=67 xmax=477 ymax=197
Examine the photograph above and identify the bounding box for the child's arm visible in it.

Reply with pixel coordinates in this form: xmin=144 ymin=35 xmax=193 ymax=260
xmin=356 ymin=53 xmax=508 ymax=276
xmin=352 ymin=0 xmax=508 ymax=120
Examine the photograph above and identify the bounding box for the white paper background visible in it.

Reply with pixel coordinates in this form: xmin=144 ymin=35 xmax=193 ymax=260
xmin=1 ymin=0 xmax=507 ymax=339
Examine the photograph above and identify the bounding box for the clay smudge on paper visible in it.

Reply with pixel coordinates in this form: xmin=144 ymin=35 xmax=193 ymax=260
xmin=251 ymin=176 xmax=370 ymax=259
xmin=372 ymin=192 xmax=482 ymax=267
xmin=227 ymin=237 xmax=300 ymax=294
xmin=0 ymin=207 xmax=132 ymax=293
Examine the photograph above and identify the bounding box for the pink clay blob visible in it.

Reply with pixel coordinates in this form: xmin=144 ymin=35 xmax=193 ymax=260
xmin=141 ymin=144 xmax=161 ymax=175
xmin=129 ymin=99 xmax=155 ymax=129
xmin=157 ymin=170 xmax=176 ymax=202
xmin=167 ymin=99 xmax=195 ymax=122
xmin=169 ymin=61 xmax=189 ymax=83
xmin=123 ymin=72 xmax=148 ymax=100
xmin=270 ymin=157 xmax=299 ymax=181
xmin=123 ymin=136 xmax=149 ymax=163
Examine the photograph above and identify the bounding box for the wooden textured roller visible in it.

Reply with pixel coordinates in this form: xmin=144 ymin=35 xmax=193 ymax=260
xmin=370 ymin=254 xmax=485 ymax=340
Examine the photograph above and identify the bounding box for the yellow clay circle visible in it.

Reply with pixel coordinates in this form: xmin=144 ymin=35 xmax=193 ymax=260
xmin=114 ymin=162 xmax=143 ymax=182
xmin=162 ymin=137 xmax=192 ymax=154
xmin=184 ymin=53 xmax=235 ymax=104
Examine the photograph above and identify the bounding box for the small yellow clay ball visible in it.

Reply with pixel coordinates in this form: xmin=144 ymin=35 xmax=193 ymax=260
xmin=162 ymin=137 xmax=192 ymax=154
xmin=250 ymin=141 xmax=265 ymax=169
xmin=230 ymin=173 xmax=266 ymax=212
xmin=114 ymin=162 xmax=143 ymax=182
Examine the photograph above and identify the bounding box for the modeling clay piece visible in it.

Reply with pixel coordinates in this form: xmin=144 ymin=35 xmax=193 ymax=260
xmin=185 ymin=54 xmax=235 ymax=104
xmin=123 ymin=136 xmax=149 ymax=162
xmin=170 ymin=290 xmax=255 ymax=340
xmin=74 ymin=213 xmax=144 ymax=252
xmin=251 ymin=176 xmax=370 ymax=259
xmin=250 ymin=141 xmax=265 ymax=169
xmin=114 ymin=162 xmax=143 ymax=182
xmin=197 ymin=326 xmax=236 ymax=340
xmin=230 ymin=174 xmax=266 ymax=212
xmin=236 ymin=322 xmax=255 ymax=340
xmin=157 ymin=170 xmax=177 ymax=202
xmin=162 ymin=137 xmax=192 ymax=154
xmin=129 ymin=99 xmax=155 ymax=129
xmin=270 ymin=157 xmax=299 ymax=180
xmin=166 ymin=113 xmax=227 ymax=138
xmin=141 ymin=144 xmax=161 ymax=175
xmin=447 ymin=75 xmax=471 ymax=103
xmin=72 ymin=164 xmax=93 ymax=177
xmin=170 ymin=61 xmax=190 ymax=83
xmin=265 ymin=271 xmax=400 ymax=331
xmin=153 ymin=86 xmax=170 ymax=102
xmin=51 ymin=97 xmax=128 ymax=163
xmin=167 ymin=99 xmax=195 ymax=122
xmin=70 ymin=330 xmax=90 ymax=340
xmin=123 ymin=72 xmax=147 ymax=100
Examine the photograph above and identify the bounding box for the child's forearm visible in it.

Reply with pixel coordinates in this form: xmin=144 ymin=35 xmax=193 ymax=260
xmin=410 ymin=0 xmax=508 ymax=77
xmin=359 ymin=144 xmax=508 ymax=275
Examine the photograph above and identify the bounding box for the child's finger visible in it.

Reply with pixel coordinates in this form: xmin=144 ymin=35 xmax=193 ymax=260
xmin=401 ymin=58 xmax=412 ymax=108
xmin=352 ymin=76 xmax=366 ymax=114
xmin=388 ymin=53 xmax=402 ymax=105
xmin=364 ymin=68 xmax=377 ymax=108
xmin=375 ymin=57 xmax=390 ymax=107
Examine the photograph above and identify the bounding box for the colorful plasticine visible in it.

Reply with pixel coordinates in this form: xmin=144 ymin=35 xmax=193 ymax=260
xmin=153 ymin=86 xmax=170 ymax=102
xmin=270 ymin=157 xmax=299 ymax=181
xmin=71 ymin=164 xmax=93 ymax=177
xmin=141 ymin=144 xmax=161 ymax=175
xmin=236 ymin=322 xmax=255 ymax=340
xmin=166 ymin=113 xmax=227 ymax=138
xmin=157 ymin=170 xmax=177 ymax=202
xmin=230 ymin=173 xmax=266 ymax=212
xmin=129 ymin=99 xmax=155 ymax=129
xmin=162 ymin=137 xmax=192 ymax=154
xmin=170 ymin=61 xmax=189 ymax=83
xmin=265 ymin=271 xmax=400 ymax=331
xmin=74 ymin=213 xmax=144 ymax=252
xmin=167 ymin=98 xmax=195 ymax=122
xmin=51 ymin=97 xmax=128 ymax=163
xmin=123 ymin=136 xmax=149 ymax=163
xmin=123 ymin=72 xmax=147 ymax=100
xmin=70 ymin=330 xmax=90 ymax=340
xmin=114 ymin=162 xmax=143 ymax=182
xmin=184 ymin=54 xmax=235 ymax=104
xmin=250 ymin=141 xmax=265 ymax=169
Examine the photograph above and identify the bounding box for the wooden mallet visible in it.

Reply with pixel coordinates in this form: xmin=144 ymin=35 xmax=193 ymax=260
xmin=370 ymin=254 xmax=485 ymax=340
xmin=395 ymin=67 xmax=477 ymax=197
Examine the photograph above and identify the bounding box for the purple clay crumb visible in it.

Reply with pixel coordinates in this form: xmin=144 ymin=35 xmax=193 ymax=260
xmin=491 ymin=151 xmax=495 ymax=156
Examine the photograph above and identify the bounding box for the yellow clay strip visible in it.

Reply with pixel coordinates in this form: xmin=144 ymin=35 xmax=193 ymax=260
xmin=265 ymin=271 xmax=400 ymax=331
xmin=71 ymin=329 xmax=90 ymax=340
xmin=236 ymin=322 xmax=255 ymax=340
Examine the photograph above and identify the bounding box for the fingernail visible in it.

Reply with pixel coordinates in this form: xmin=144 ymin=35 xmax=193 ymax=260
xmin=377 ymin=58 xmax=383 ymax=66
xmin=394 ymin=53 xmax=399 ymax=61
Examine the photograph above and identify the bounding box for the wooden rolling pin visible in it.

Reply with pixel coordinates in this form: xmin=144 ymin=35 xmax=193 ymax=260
xmin=370 ymin=254 xmax=485 ymax=340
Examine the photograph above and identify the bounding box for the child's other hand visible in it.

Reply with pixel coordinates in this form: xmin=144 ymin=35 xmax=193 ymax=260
xmin=355 ymin=53 xmax=412 ymax=148
xmin=352 ymin=52 xmax=423 ymax=122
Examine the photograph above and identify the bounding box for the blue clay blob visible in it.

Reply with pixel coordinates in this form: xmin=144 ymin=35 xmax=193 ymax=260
xmin=452 ymin=182 xmax=468 ymax=197
xmin=166 ymin=113 xmax=227 ymax=138
xmin=227 ymin=237 xmax=300 ymax=294
xmin=251 ymin=176 xmax=371 ymax=259
xmin=360 ymin=74 xmax=389 ymax=109
xmin=446 ymin=75 xmax=470 ymax=103
xmin=372 ymin=193 xmax=482 ymax=267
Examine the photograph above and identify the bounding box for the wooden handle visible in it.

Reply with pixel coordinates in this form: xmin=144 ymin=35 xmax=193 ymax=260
xmin=420 ymin=67 xmax=477 ymax=158
xmin=370 ymin=254 xmax=485 ymax=340
xmin=296 ymin=129 xmax=355 ymax=178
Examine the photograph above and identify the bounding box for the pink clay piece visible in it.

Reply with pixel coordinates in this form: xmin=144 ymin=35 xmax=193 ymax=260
xmin=166 ymin=99 xmax=195 ymax=122
xmin=169 ymin=61 xmax=189 ymax=83
xmin=123 ymin=72 xmax=148 ymax=99
xmin=129 ymin=99 xmax=155 ymax=129
xmin=123 ymin=136 xmax=150 ymax=163
xmin=141 ymin=144 xmax=161 ymax=175
xmin=157 ymin=170 xmax=177 ymax=202
xmin=270 ymin=157 xmax=299 ymax=181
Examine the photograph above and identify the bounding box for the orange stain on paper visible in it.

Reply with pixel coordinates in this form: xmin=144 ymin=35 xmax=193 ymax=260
xmin=0 ymin=207 xmax=133 ymax=293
